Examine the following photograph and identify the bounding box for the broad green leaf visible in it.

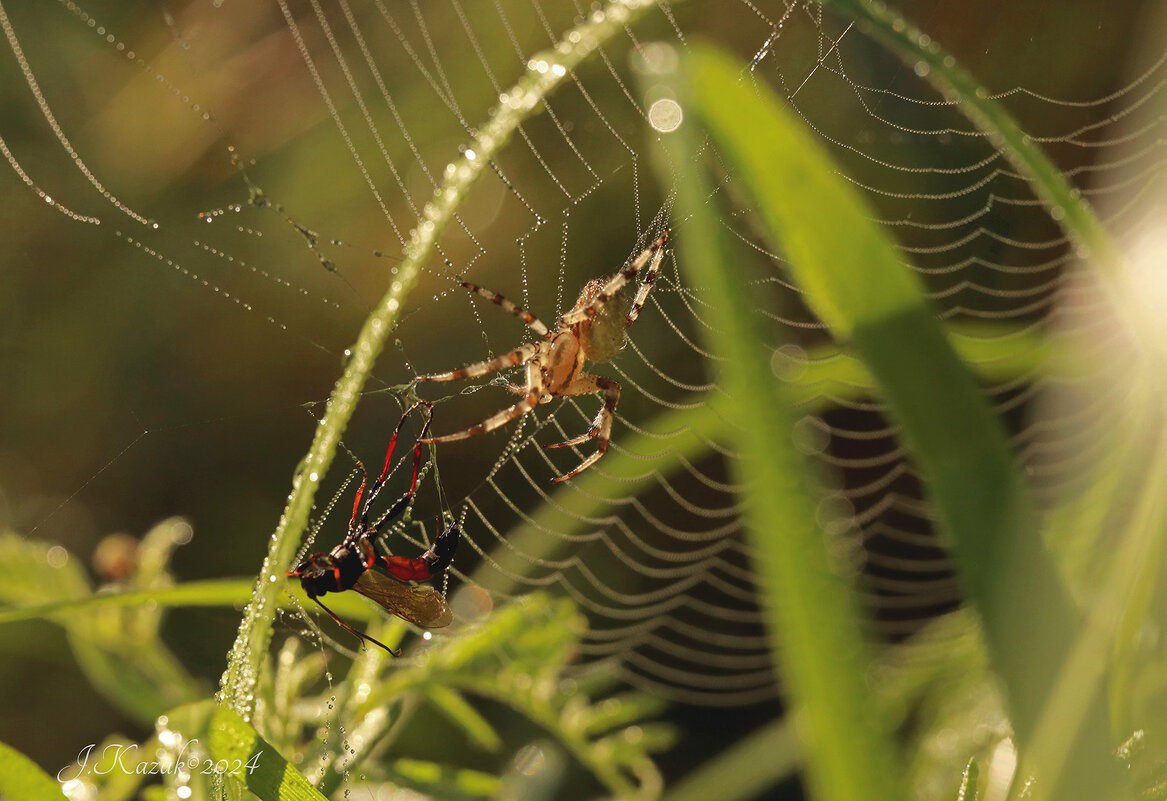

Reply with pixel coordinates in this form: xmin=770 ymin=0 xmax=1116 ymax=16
xmin=0 ymin=740 xmax=68 ymax=801
xmin=209 ymin=705 xmax=327 ymax=801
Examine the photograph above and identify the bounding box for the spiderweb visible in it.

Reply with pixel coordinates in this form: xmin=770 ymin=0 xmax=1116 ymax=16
xmin=2 ymin=0 xmax=1163 ymax=710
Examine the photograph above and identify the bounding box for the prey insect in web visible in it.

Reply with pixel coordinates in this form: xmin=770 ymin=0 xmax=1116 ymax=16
xmin=416 ymin=230 xmax=669 ymax=482
xmin=287 ymin=401 xmax=459 ymax=656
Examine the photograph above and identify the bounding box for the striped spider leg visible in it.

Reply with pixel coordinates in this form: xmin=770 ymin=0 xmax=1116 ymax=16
xmin=417 ymin=230 xmax=669 ymax=482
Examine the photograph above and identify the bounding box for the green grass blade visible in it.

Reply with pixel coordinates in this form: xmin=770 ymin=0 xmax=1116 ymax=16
xmin=956 ymin=758 xmax=979 ymax=801
xmin=654 ymin=49 xmax=906 ymax=801
xmin=0 ymin=740 xmax=69 ymax=801
xmin=662 ymin=719 xmax=798 ymax=801
xmin=820 ymin=0 xmax=1120 ymax=273
xmin=0 ymin=578 xmax=381 ymax=626
xmin=216 ymin=0 xmax=663 ymax=718
xmin=680 ymin=39 xmax=1114 ymax=800
xmin=209 ymin=705 xmax=327 ymax=801
xmin=681 ymin=35 xmax=1082 ymax=738
xmin=425 ymin=685 xmax=504 ymax=753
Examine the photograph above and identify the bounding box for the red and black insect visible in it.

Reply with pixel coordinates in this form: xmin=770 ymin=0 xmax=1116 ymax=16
xmin=288 ymin=401 xmax=460 ymax=656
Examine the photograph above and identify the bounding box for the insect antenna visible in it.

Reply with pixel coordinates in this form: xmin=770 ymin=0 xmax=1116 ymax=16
xmin=311 ymin=596 xmax=402 ymax=657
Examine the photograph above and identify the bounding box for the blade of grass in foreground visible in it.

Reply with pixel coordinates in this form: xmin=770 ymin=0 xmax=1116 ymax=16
xmin=654 ymin=58 xmax=906 ymax=801
xmin=0 ymin=578 xmax=379 ymax=626
xmin=662 ymin=719 xmax=798 ymax=801
xmin=678 ymin=41 xmax=1099 ymax=799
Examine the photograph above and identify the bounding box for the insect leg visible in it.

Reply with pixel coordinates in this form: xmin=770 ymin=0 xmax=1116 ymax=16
xmin=363 ymin=401 xmax=433 ymax=523
xmin=312 ymin=597 xmax=402 ymax=657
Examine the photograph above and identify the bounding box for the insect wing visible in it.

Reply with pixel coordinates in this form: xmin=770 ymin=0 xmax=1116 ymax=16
xmin=352 ymin=570 xmax=454 ymax=628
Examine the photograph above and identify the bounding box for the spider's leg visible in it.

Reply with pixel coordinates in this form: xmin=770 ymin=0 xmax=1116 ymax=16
xmin=422 ymin=391 xmax=541 ymax=443
xmin=460 ymin=282 xmax=552 ymax=339
xmin=417 ymin=341 xmax=541 ymax=383
xmin=559 ymin=230 xmax=669 ymax=326
xmin=546 ymin=373 xmax=620 ymax=482
xmin=624 ymin=243 xmax=665 ymax=327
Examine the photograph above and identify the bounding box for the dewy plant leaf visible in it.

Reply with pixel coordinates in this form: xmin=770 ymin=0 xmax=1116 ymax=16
xmin=209 ymin=705 xmax=328 ymax=801
xmin=676 ymin=38 xmax=1096 ymax=799
xmin=655 ymin=48 xmax=906 ymax=801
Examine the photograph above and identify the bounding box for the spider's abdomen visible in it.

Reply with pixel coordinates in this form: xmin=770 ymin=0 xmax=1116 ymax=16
xmin=577 ymin=277 xmax=633 ymax=363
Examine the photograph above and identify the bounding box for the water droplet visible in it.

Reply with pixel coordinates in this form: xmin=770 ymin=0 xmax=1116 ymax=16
xmin=647 ymin=98 xmax=683 ymax=133
xmin=513 ymin=744 xmax=546 ymax=776
xmin=46 ymin=545 xmax=69 ymax=568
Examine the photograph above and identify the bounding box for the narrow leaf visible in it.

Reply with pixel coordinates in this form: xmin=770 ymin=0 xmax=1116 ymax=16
xmin=425 ymin=685 xmax=504 ymax=752
xmin=681 ymin=38 xmax=1083 ymax=755
xmin=663 ymin=719 xmax=798 ymax=801
xmin=0 ymin=740 xmax=69 ymax=801
xmin=208 ymin=705 xmax=327 ymax=801
xmin=655 ymin=46 xmax=906 ymax=801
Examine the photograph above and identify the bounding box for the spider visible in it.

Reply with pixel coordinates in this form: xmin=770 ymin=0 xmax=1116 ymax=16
xmin=416 ymin=230 xmax=669 ymax=482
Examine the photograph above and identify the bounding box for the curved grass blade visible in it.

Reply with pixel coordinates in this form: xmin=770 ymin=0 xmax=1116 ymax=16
xmin=819 ymin=0 xmax=1121 ymax=274
xmin=217 ymin=0 xmax=666 ymax=719
xmin=0 ymin=578 xmax=377 ymax=626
